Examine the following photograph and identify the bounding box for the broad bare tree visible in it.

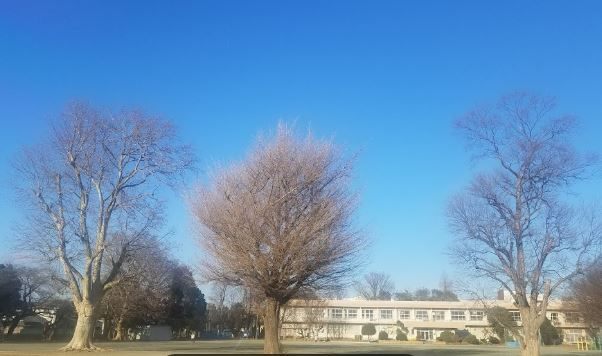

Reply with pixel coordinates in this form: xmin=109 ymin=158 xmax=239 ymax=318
xmin=191 ymin=125 xmax=363 ymax=353
xmin=448 ymin=92 xmax=601 ymax=356
xmin=353 ymin=272 xmax=394 ymax=300
xmin=15 ymin=102 xmax=193 ymax=350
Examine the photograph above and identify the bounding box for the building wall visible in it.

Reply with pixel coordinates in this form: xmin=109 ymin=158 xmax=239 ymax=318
xmin=281 ymin=298 xmax=589 ymax=342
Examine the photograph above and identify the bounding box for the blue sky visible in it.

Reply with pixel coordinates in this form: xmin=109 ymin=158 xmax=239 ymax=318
xmin=1 ymin=1 xmax=601 ymax=296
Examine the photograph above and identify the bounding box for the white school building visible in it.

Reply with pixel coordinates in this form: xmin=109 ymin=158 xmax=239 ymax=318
xmin=281 ymin=293 xmax=591 ymax=343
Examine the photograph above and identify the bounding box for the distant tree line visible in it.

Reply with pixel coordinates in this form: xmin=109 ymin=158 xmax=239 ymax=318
xmin=0 ymin=260 xmax=207 ymax=342
xmin=205 ymin=302 xmax=257 ymax=337
xmin=393 ymin=288 xmax=458 ymax=302
xmin=354 ymin=272 xmax=458 ymax=301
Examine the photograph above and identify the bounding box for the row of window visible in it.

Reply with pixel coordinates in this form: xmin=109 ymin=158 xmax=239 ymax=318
xmin=550 ymin=312 xmax=582 ymax=324
xmin=327 ymin=309 xmax=484 ymax=321
xmin=507 ymin=311 xmax=581 ymax=323
xmin=326 ymin=309 xmax=582 ymax=324
xmin=321 ymin=308 xmax=583 ymax=325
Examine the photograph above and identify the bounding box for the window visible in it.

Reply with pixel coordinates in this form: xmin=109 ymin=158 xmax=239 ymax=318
xmin=345 ymin=309 xmax=357 ymax=319
xmin=470 ymin=311 xmax=484 ymax=321
xmin=549 ymin=312 xmax=558 ymax=322
xmin=432 ymin=310 xmax=445 ymax=321
xmin=510 ymin=311 xmax=521 ymax=322
xmin=451 ymin=310 xmax=466 ymax=321
xmin=565 ymin=312 xmax=581 ymax=324
xmin=330 ymin=308 xmax=343 ymax=319
xmin=380 ymin=309 xmax=393 ymax=319
xmin=362 ymin=309 xmax=374 ymax=320
xmin=415 ymin=310 xmax=429 ymax=321
xmin=564 ymin=329 xmax=583 ymax=343
xmin=399 ymin=310 xmax=410 ymax=320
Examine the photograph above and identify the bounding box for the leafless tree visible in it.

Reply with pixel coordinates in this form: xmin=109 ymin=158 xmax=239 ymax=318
xmin=191 ymin=124 xmax=363 ymax=353
xmin=4 ymin=266 xmax=56 ymax=337
xmin=565 ymin=258 xmax=602 ymax=336
xmin=101 ymin=241 xmax=173 ymax=340
xmin=448 ymin=92 xmax=601 ymax=356
xmin=14 ymin=102 xmax=194 ymax=350
xmin=205 ymin=281 xmax=231 ymax=334
xmin=354 ymin=272 xmax=394 ymax=300
xmin=439 ymin=273 xmax=454 ymax=293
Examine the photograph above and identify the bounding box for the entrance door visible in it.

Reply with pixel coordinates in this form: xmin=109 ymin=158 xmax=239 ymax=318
xmin=417 ymin=330 xmax=432 ymax=340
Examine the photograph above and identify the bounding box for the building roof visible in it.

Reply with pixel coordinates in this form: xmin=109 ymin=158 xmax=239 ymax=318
xmin=286 ymin=298 xmax=567 ymax=310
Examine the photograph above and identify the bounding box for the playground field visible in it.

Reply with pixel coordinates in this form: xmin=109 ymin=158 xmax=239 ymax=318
xmin=0 ymin=340 xmax=594 ymax=355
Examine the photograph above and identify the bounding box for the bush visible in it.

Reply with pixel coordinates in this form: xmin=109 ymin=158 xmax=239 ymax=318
xmin=540 ymin=318 xmax=562 ymax=345
xmin=463 ymin=334 xmax=480 ymax=345
xmin=455 ymin=329 xmax=470 ymax=340
xmin=361 ymin=324 xmax=376 ymax=340
xmin=395 ymin=329 xmax=408 ymax=341
xmin=488 ymin=336 xmax=501 ymax=344
xmin=378 ymin=330 xmax=388 ymax=340
xmin=437 ymin=330 xmax=459 ymax=343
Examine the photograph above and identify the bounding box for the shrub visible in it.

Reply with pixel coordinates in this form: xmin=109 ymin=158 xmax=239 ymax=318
xmin=540 ymin=318 xmax=562 ymax=345
xmin=361 ymin=324 xmax=376 ymax=340
xmin=437 ymin=330 xmax=458 ymax=343
xmin=455 ymin=329 xmax=470 ymax=340
xmin=395 ymin=329 xmax=408 ymax=341
xmin=488 ymin=336 xmax=501 ymax=344
xmin=486 ymin=307 xmax=516 ymax=342
xmin=378 ymin=330 xmax=388 ymax=340
xmin=463 ymin=334 xmax=480 ymax=345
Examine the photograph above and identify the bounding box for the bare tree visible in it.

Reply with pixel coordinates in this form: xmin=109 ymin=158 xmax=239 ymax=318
xmin=448 ymin=92 xmax=601 ymax=356
xmin=4 ymin=266 xmax=56 ymax=337
xmin=14 ymin=102 xmax=194 ymax=350
xmin=191 ymin=124 xmax=363 ymax=353
xmin=565 ymin=258 xmax=602 ymax=335
xmin=439 ymin=273 xmax=454 ymax=293
xmin=353 ymin=272 xmax=394 ymax=300
xmin=206 ymin=281 xmax=230 ymax=335
xmin=101 ymin=241 xmax=173 ymax=340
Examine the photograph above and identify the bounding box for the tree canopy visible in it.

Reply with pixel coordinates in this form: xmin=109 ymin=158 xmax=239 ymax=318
xmin=192 ymin=124 xmax=363 ymax=353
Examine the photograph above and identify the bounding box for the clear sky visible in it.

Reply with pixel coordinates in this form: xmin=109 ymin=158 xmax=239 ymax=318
xmin=1 ymin=1 xmax=601 ymax=296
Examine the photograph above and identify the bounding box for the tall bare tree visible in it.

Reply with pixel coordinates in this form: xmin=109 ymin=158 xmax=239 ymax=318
xmin=14 ymin=102 xmax=193 ymax=350
xmin=448 ymin=92 xmax=601 ymax=356
xmin=191 ymin=124 xmax=363 ymax=353
xmin=353 ymin=272 xmax=394 ymax=300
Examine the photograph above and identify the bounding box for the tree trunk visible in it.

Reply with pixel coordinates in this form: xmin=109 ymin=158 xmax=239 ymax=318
xmin=263 ymin=298 xmax=281 ymax=354
xmin=61 ymin=301 xmax=99 ymax=351
xmin=100 ymin=316 xmax=111 ymax=340
xmin=6 ymin=315 xmax=22 ymax=337
xmin=520 ymin=318 xmax=541 ymax=356
xmin=113 ymin=317 xmax=125 ymax=341
xmin=43 ymin=322 xmax=56 ymax=342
